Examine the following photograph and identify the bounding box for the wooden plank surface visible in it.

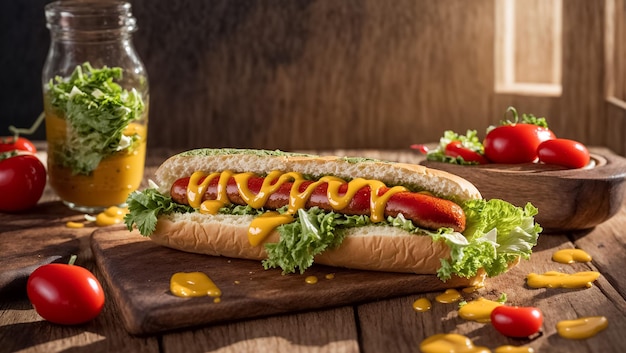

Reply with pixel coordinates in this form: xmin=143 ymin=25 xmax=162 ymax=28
xmin=91 ymin=227 xmax=474 ymax=335
xmin=160 ymin=307 xmax=360 ymax=353
xmin=573 ymin=202 xmax=626 ymax=299
xmin=358 ymin=234 xmax=626 ymax=353
xmin=3 ymin=148 xmax=626 ymax=353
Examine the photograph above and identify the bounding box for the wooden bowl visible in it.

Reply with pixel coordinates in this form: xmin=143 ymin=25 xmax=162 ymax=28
xmin=420 ymin=147 xmax=626 ymax=233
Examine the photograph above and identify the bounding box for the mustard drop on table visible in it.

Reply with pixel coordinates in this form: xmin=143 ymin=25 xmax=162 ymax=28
xmin=412 ymin=297 xmax=432 ymax=313
xmin=552 ymin=248 xmax=592 ymax=264
xmin=95 ymin=206 xmax=129 ymax=227
xmin=556 ymin=316 xmax=608 ymax=339
xmin=420 ymin=333 xmax=490 ymax=353
xmin=526 ymin=271 xmax=600 ymax=289
xmin=170 ymin=272 xmax=222 ymax=300
xmin=458 ymin=297 xmax=503 ymax=323
xmin=65 ymin=221 xmax=85 ymax=228
xmin=494 ymin=345 xmax=534 ymax=353
xmin=435 ymin=289 xmax=462 ymax=304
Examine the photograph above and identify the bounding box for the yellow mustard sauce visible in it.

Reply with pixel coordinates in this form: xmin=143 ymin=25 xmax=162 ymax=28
xmin=186 ymin=170 xmax=409 ymax=246
xmin=419 ymin=333 xmax=490 ymax=353
xmin=494 ymin=345 xmax=534 ymax=353
xmin=95 ymin=206 xmax=129 ymax=226
xmin=412 ymin=297 xmax=432 ymax=313
xmin=552 ymin=248 xmax=592 ymax=264
xmin=65 ymin=206 xmax=129 ymax=228
xmin=305 ymin=276 xmax=318 ymax=284
xmin=170 ymin=272 xmax=222 ymax=301
xmin=458 ymin=297 xmax=503 ymax=323
xmin=65 ymin=221 xmax=85 ymax=228
xmin=526 ymin=271 xmax=600 ymax=289
xmin=556 ymin=316 xmax=608 ymax=340
xmin=462 ymin=285 xmax=484 ymax=294
xmin=325 ymin=273 xmax=335 ymax=280
xmin=435 ymin=289 xmax=462 ymax=304
xmin=45 ymin=112 xmax=147 ymax=208
xmin=248 ymin=212 xmax=294 ymax=246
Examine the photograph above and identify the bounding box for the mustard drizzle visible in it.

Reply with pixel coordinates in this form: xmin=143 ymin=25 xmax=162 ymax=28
xmin=186 ymin=170 xmax=409 ymax=246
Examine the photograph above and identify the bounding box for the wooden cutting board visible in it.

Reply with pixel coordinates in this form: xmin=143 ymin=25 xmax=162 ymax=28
xmin=91 ymin=227 xmax=472 ymax=335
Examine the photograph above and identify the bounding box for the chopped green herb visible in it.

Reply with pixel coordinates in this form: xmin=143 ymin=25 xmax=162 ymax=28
xmin=47 ymin=62 xmax=146 ymax=175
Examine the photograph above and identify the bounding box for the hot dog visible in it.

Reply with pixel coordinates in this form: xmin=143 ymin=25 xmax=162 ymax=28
xmin=169 ymin=175 xmax=467 ymax=232
xmin=124 ymin=148 xmax=541 ymax=285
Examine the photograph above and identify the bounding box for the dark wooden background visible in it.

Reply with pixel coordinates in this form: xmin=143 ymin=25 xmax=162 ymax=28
xmin=3 ymin=0 xmax=626 ymax=154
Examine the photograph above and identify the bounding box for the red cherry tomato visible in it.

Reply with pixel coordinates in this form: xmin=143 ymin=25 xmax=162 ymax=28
xmin=27 ymin=262 xmax=105 ymax=325
xmin=0 ymin=136 xmax=37 ymax=153
xmin=483 ymin=124 xmax=556 ymax=163
xmin=0 ymin=154 xmax=47 ymax=212
xmin=537 ymin=138 xmax=590 ymax=169
xmin=444 ymin=141 xmax=488 ymax=164
xmin=491 ymin=306 xmax=543 ymax=338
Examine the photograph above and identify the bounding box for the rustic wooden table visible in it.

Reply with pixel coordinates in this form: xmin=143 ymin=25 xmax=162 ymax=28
xmin=1 ymin=148 xmax=625 ymax=353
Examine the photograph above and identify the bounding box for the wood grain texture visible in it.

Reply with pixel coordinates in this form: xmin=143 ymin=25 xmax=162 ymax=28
xmin=133 ymin=0 xmax=495 ymax=151
xmin=6 ymin=0 xmax=626 ymax=156
xmin=91 ymin=227 xmax=476 ymax=335
xmin=357 ymin=234 xmax=626 ymax=353
xmin=0 ymin=202 xmax=90 ymax=298
xmin=161 ymin=307 xmax=359 ymax=353
xmin=572 ymin=201 xmax=626 ymax=299
xmin=129 ymin=0 xmax=626 ymax=155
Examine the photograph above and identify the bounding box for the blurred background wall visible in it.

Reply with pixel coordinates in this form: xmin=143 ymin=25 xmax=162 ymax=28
xmin=3 ymin=0 xmax=626 ymax=155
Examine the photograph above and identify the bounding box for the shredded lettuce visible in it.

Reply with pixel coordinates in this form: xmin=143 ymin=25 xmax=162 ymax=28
xmin=262 ymin=208 xmax=370 ymax=274
xmin=47 ymin=62 xmax=146 ymax=175
xmin=124 ymin=188 xmax=541 ymax=280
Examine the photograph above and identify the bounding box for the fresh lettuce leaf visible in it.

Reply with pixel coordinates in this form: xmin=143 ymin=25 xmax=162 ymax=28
xmin=262 ymin=208 xmax=369 ymax=274
xmin=47 ymin=62 xmax=146 ymax=175
xmin=435 ymin=199 xmax=541 ymax=280
xmin=124 ymin=189 xmax=194 ymax=236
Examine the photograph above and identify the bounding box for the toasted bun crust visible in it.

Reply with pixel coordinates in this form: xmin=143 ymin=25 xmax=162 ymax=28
xmin=151 ymin=212 xmax=485 ymax=286
xmin=148 ymin=148 xmax=487 ymax=285
xmin=154 ymin=149 xmax=482 ymax=202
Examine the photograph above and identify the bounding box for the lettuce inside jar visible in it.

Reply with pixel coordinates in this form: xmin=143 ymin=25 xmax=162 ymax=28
xmin=44 ymin=62 xmax=148 ymax=212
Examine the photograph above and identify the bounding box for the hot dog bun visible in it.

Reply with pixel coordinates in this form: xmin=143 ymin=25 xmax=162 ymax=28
xmin=127 ymin=148 xmax=540 ymax=287
xmin=154 ymin=148 xmax=482 ymax=202
xmin=151 ymin=213 xmax=486 ymax=287
xmin=153 ymin=212 xmax=452 ymax=273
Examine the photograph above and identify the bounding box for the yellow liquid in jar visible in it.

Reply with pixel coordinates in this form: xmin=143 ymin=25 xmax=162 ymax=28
xmin=45 ymin=109 xmax=147 ymax=211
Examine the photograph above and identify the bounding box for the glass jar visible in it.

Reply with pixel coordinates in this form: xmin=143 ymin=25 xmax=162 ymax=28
xmin=42 ymin=1 xmax=149 ymax=213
